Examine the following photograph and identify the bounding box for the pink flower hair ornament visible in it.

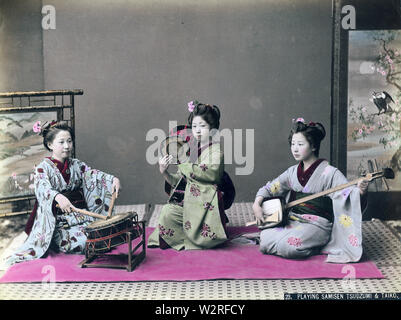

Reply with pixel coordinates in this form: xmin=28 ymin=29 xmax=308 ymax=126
xmin=292 ymin=117 xmax=305 ymax=124
xmin=32 ymin=121 xmax=42 ymax=133
xmin=187 ymin=100 xmax=199 ymax=112
xmin=292 ymin=118 xmax=320 ymax=128
xmin=33 ymin=120 xmax=58 ymax=136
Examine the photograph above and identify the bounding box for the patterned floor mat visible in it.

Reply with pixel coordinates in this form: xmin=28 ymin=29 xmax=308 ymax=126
xmin=0 ymin=202 xmax=400 ymax=300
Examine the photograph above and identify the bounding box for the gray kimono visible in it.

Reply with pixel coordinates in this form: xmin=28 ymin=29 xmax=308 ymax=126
xmin=256 ymin=160 xmax=364 ymax=263
xmin=5 ymin=158 xmax=115 ymax=267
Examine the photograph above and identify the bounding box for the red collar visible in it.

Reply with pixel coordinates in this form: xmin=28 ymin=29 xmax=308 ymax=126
xmin=297 ymin=158 xmax=325 ymax=187
xmin=47 ymin=157 xmax=71 ymax=184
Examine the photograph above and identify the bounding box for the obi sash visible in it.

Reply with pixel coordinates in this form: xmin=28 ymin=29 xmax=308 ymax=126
xmin=290 ymin=191 xmax=334 ymax=222
xmin=169 ymin=176 xmax=187 ymax=207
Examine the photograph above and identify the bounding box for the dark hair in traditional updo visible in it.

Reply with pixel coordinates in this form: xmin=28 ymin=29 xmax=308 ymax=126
xmin=41 ymin=121 xmax=74 ymax=151
xmin=188 ymin=103 xmax=221 ymax=130
xmin=288 ymin=121 xmax=326 ymax=157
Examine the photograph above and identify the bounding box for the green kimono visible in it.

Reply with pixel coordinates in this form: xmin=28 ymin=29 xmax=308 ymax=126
xmin=148 ymin=143 xmax=228 ymax=250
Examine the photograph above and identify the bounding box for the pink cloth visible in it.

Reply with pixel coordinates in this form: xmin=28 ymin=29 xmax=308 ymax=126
xmin=0 ymin=227 xmax=384 ymax=283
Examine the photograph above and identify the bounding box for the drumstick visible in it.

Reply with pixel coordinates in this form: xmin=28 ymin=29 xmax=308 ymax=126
xmin=56 ymin=204 xmax=108 ymax=220
xmin=107 ymin=192 xmax=117 ymax=218
xmin=72 ymin=207 xmax=108 ymax=220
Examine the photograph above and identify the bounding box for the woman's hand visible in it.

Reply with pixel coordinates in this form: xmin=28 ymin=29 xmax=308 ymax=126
xmin=55 ymin=194 xmax=74 ymax=214
xmin=112 ymin=177 xmax=121 ymax=198
xmin=357 ymin=178 xmax=369 ymax=195
xmin=252 ymin=197 xmax=265 ymax=225
xmin=159 ymin=155 xmax=173 ymax=174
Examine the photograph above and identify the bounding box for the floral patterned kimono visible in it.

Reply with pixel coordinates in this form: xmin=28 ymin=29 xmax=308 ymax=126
xmin=5 ymin=157 xmax=115 ymax=267
xmin=256 ymin=159 xmax=366 ymax=263
xmin=148 ymin=142 xmax=228 ymax=250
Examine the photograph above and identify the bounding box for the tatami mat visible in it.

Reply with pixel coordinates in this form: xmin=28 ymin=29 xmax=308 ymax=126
xmin=114 ymin=203 xmax=151 ymax=222
xmin=0 ymin=202 xmax=400 ymax=300
xmin=148 ymin=201 xmax=256 ymax=228
xmin=0 ymin=266 xmax=399 ymax=300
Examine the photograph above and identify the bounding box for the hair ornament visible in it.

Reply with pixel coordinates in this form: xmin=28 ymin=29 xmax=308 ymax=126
xmin=32 ymin=121 xmax=42 ymax=134
xmin=187 ymin=100 xmax=199 ymax=112
xmin=34 ymin=120 xmax=58 ymax=136
xmin=292 ymin=117 xmax=305 ymax=124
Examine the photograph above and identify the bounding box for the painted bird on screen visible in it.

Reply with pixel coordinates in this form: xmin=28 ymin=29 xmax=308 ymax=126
xmin=371 ymin=91 xmax=394 ymax=115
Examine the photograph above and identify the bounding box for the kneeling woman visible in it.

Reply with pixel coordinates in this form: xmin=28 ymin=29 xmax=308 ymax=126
xmin=5 ymin=121 xmax=120 ymax=267
xmin=253 ymin=119 xmax=368 ymax=263
xmin=148 ymin=102 xmax=229 ymax=250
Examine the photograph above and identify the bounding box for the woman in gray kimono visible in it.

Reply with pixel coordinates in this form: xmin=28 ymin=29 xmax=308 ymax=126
xmin=253 ymin=119 xmax=369 ymax=263
xmin=4 ymin=121 xmax=121 ymax=267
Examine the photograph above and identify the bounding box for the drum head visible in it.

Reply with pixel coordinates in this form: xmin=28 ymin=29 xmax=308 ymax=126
xmin=262 ymin=198 xmax=282 ymax=223
xmin=159 ymin=136 xmax=190 ymax=164
xmin=258 ymin=198 xmax=284 ymax=230
xmin=84 ymin=211 xmax=140 ymax=254
xmin=86 ymin=212 xmax=136 ymax=231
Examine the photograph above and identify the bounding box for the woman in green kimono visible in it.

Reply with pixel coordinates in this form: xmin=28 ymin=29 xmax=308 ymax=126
xmin=148 ymin=101 xmax=229 ymax=250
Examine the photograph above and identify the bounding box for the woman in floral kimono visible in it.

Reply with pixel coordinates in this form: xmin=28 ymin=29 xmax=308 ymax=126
xmin=148 ymin=101 xmax=229 ymax=250
xmin=5 ymin=121 xmax=121 ymax=267
xmin=252 ymin=119 xmax=369 ymax=263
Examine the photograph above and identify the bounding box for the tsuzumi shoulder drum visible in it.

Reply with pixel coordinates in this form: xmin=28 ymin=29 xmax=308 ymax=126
xmin=159 ymin=136 xmax=190 ymax=165
xmin=84 ymin=211 xmax=142 ymax=255
xmin=159 ymin=124 xmax=192 ymax=164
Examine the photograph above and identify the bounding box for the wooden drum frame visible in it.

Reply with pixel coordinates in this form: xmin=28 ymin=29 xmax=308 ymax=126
xmin=79 ymin=212 xmax=146 ymax=272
